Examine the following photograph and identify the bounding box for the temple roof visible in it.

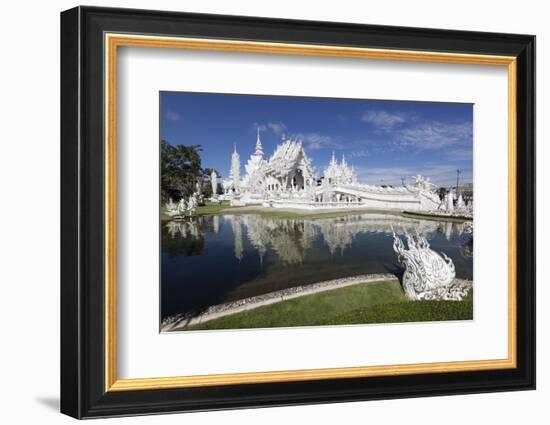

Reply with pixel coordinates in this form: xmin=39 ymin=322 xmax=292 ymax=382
xmin=266 ymin=139 xmax=314 ymax=178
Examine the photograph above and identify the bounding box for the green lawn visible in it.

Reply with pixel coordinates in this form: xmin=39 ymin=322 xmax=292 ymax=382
xmin=195 ymin=202 xmax=235 ymax=216
xmin=228 ymin=208 xmax=405 ymax=220
xmin=186 ymin=280 xmax=473 ymax=331
xmin=402 ymin=211 xmax=472 ymax=223
xmin=163 ymin=201 xmax=472 ymax=222
xmin=162 ymin=202 xmax=410 ymax=221
xmin=161 ymin=201 xmax=234 ymax=220
xmin=200 ymin=204 xmax=406 ymax=220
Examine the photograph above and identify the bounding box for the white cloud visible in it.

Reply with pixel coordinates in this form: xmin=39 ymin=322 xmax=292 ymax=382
xmin=398 ymin=121 xmax=472 ymax=150
xmin=254 ymin=121 xmax=336 ymax=151
xmin=252 ymin=122 xmax=287 ymax=136
xmin=348 ymin=149 xmax=370 ymax=159
xmin=267 ymin=122 xmax=287 ymax=135
xmin=253 ymin=121 xmax=288 ymax=136
xmin=361 ymin=109 xmax=472 ymax=153
xmin=291 ymin=132 xmax=335 ymax=150
xmin=361 ymin=110 xmax=411 ymax=130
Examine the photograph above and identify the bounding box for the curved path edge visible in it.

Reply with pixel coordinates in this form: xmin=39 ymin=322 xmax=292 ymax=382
xmin=162 ymin=273 xmax=398 ymax=332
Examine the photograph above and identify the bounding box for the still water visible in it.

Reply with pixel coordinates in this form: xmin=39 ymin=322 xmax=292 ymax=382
xmin=161 ymin=213 xmax=473 ymax=320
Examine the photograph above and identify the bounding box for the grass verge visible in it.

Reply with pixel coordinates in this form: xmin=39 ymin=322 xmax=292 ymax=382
xmin=195 ymin=204 xmax=407 ymax=220
xmin=161 ymin=202 xmax=235 ymax=220
xmin=402 ymin=211 xmax=472 ymax=222
xmin=186 ymin=280 xmax=473 ymax=331
xmin=162 ymin=203 xmax=471 ymax=222
xmin=228 ymin=209 xmax=406 ymax=220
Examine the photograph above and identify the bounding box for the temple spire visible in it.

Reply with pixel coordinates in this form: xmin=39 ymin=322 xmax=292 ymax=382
xmin=330 ymin=151 xmax=337 ymax=166
xmin=230 ymin=144 xmax=241 ymax=191
xmin=254 ymin=128 xmax=264 ymax=157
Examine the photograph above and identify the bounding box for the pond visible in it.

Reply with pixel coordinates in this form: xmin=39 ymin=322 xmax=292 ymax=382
xmin=161 ymin=213 xmax=473 ymax=321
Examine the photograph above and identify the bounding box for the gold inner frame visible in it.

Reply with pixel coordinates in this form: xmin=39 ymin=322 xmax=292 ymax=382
xmin=104 ymin=33 xmax=517 ymax=392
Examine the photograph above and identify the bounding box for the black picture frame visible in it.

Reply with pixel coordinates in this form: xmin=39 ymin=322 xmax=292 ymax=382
xmin=61 ymin=5 xmax=535 ymax=419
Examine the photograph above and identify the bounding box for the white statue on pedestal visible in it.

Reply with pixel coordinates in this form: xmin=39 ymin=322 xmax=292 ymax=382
xmin=177 ymin=198 xmax=187 ymax=217
xmin=392 ymin=230 xmax=471 ymax=301
xmin=186 ymin=192 xmax=198 ymax=216
xmin=211 ymin=170 xmax=218 ymax=198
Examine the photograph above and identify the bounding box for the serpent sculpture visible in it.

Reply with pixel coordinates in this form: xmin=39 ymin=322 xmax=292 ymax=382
xmin=392 ymin=230 xmax=471 ymax=301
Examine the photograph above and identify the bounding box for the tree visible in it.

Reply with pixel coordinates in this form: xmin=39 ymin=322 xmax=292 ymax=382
xmin=160 ymin=140 xmax=203 ymax=203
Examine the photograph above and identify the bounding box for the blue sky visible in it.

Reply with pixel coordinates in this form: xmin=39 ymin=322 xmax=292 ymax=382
xmin=160 ymin=92 xmax=473 ymax=187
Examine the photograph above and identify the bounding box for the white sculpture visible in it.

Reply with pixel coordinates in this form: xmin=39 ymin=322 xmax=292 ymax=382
xmin=409 ymin=175 xmax=441 ymax=211
xmin=186 ymin=192 xmax=198 ymax=216
xmin=413 ymin=174 xmax=436 ymax=192
xmin=446 ymin=190 xmax=455 ymax=212
xmin=177 ymin=198 xmax=187 ymax=216
xmin=457 ymin=193 xmax=465 ymax=208
xmin=164 ymin=192 xmax=199 ymax=220
xmin=210 ymin=170 xmax=218 ymax=198
xmin=165 ymin=198 xmax=180 ymax=218
xmin=230 ymin=144 xmax=241 ymax=193
xmin=391 ymin=230 xmax=471 ymax=301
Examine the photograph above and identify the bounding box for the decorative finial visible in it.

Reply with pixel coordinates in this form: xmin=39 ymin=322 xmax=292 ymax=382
xmin=254 ymin=128 xmax=264 ymax=156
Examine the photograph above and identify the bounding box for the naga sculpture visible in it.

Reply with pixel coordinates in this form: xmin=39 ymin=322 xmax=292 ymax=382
xmin=391 ymin=230 xmax=471 ymax=301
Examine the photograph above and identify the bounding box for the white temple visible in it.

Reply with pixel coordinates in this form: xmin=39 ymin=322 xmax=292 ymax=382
xmin=221 ymin=131 xmax=443 ymax=211
xmin=324 ymin=152 xmax=357 ymax=186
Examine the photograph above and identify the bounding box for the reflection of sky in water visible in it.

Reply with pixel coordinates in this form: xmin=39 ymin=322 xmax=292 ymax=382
xmin=161 ymin=214 xmax=473 ymax=319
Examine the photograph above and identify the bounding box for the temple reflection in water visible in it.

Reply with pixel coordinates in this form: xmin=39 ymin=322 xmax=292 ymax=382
xmin=161 ymin=213 xmax=473 ymax=320
xmin=164 ymin=213 xmax=473 ymax=265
